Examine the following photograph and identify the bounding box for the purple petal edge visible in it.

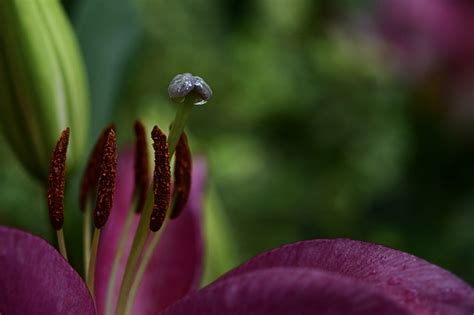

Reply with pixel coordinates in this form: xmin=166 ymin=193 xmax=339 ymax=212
xmin=161 ymin=267 xmax=411 ymax=315
xmin=0 ymin=226 xmax=95 ymax=315
xmin=217 ymin=239 xmax=474 ymax=315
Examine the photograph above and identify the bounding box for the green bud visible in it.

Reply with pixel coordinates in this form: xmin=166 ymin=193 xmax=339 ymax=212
xmin=0 ymin=0 xmax=90 ymax=181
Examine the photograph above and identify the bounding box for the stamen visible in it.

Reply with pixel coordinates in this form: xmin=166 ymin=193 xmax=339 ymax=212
xmin=150 ymin=126 xmax=171 ymax=232
xmin=79 ymin=124 xmax=115 ymax=212
xmin=87 ymin=129 xmax=117 ymax=296
xmin=56 ymin=229 xmax=68 ymax=261
xmin=171 ymin=132 xmax=192 ymax=219
xmin=47 ymin=128 xmax=70 ymax=231
xmin=133 ymin=120 xmax=149 ymax=213
xmin=87 ymin=227 xmax=100 ymax=296
xmin=93 ymin=129 xmax=118 ymax=229
xmin=80 ymin=124 xmax=114 ymax=274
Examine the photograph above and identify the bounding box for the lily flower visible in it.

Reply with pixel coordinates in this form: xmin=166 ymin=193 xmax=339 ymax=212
xmin=1 ymin=73 xmax=474 ymax=315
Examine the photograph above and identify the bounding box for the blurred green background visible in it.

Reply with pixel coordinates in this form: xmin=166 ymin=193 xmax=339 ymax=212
xmin=2 ymin=0 xmax=474 ymax=284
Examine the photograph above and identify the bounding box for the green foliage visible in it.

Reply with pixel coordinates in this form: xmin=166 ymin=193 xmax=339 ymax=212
xmin=70 ymin=0 xmax=142 ymax=135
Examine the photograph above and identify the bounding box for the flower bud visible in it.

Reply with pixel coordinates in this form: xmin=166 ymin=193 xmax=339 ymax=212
xmin=0 ymin=0 xmax=90 ymax=181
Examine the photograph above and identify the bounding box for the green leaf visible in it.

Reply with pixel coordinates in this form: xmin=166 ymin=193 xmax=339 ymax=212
xmin=70 ymin=0 xmax=143 ymax=135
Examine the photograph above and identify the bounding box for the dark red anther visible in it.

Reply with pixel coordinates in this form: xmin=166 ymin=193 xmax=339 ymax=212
xmin=93 ymin=129 xmax=118 ymax=229
xmin=170 ymin=133 xmax=192 ymax=219
xmin=79 ymin=124 xmax=115 ymax=211
xmin=150 ymin=126 xmax=171 ymax=232
xmin=47 ymin=128 xmax=70 ymax=230
xmin=133 ymin=121 xmax=149 ymax=213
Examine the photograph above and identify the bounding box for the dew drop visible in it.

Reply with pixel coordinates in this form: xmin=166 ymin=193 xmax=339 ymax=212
xmin=194 ymin=99 xmax=207 ymax=105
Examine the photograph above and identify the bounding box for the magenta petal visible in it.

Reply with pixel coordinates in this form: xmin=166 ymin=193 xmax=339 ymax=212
xmin=0 ymin=226 xmax=95 ymax=315
xmin=160 ymin=267 xmax=411 ymax=315
xmin=95 ymin=149 xmax=205 ymax=315
xmin=131 ymin=158 xmax=206 ymax=314
xmin=219 ymin=239 xmax=474 ymax=314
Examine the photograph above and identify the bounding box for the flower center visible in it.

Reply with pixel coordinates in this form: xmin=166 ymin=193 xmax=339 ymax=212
xmin=45 ymin=73 xmax=211 ymax=315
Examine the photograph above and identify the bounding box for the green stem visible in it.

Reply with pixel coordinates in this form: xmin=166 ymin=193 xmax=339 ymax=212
xmin=87 ymin=228 xmax=101 ymax=297
xmin=116 ymin=190 xmax=153 ymax=315
xmin=124 ymin=215 xmax=169 ymax=315
xmin=83 ymin=199 xmax=92 ymax=276
xmin=56 ymin=228 xmax=68 ymax=260
xmin=104 ymin=200 xmax=136 ymax=315
xmin=167 ymin=100 xmax=194 ymax=156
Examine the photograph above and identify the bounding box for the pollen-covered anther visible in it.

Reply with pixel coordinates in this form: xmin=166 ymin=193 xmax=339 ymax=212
xmin=133 ymin=120 xmax=150 ymax=213
xmin=150 ymin=126 xmax=171 ymax=232
xmin=171 ymin=132 xmax=192 ymax=219
xmin=93 ymin=129 xmax=118 ymax=229
xmin=79 ymin=124 xmax=115 ymax=211
xmin=47 ymin=128 xmax=70 ymax=230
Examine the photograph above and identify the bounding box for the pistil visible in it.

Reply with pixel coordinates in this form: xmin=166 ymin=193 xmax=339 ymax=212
xmin=167 ymin=100 xmax=194 ymax=155
xmin=166 ymin=73 xmax=212 ymax=154
xmin=116 ymin=73 xmax=211 ymax=314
